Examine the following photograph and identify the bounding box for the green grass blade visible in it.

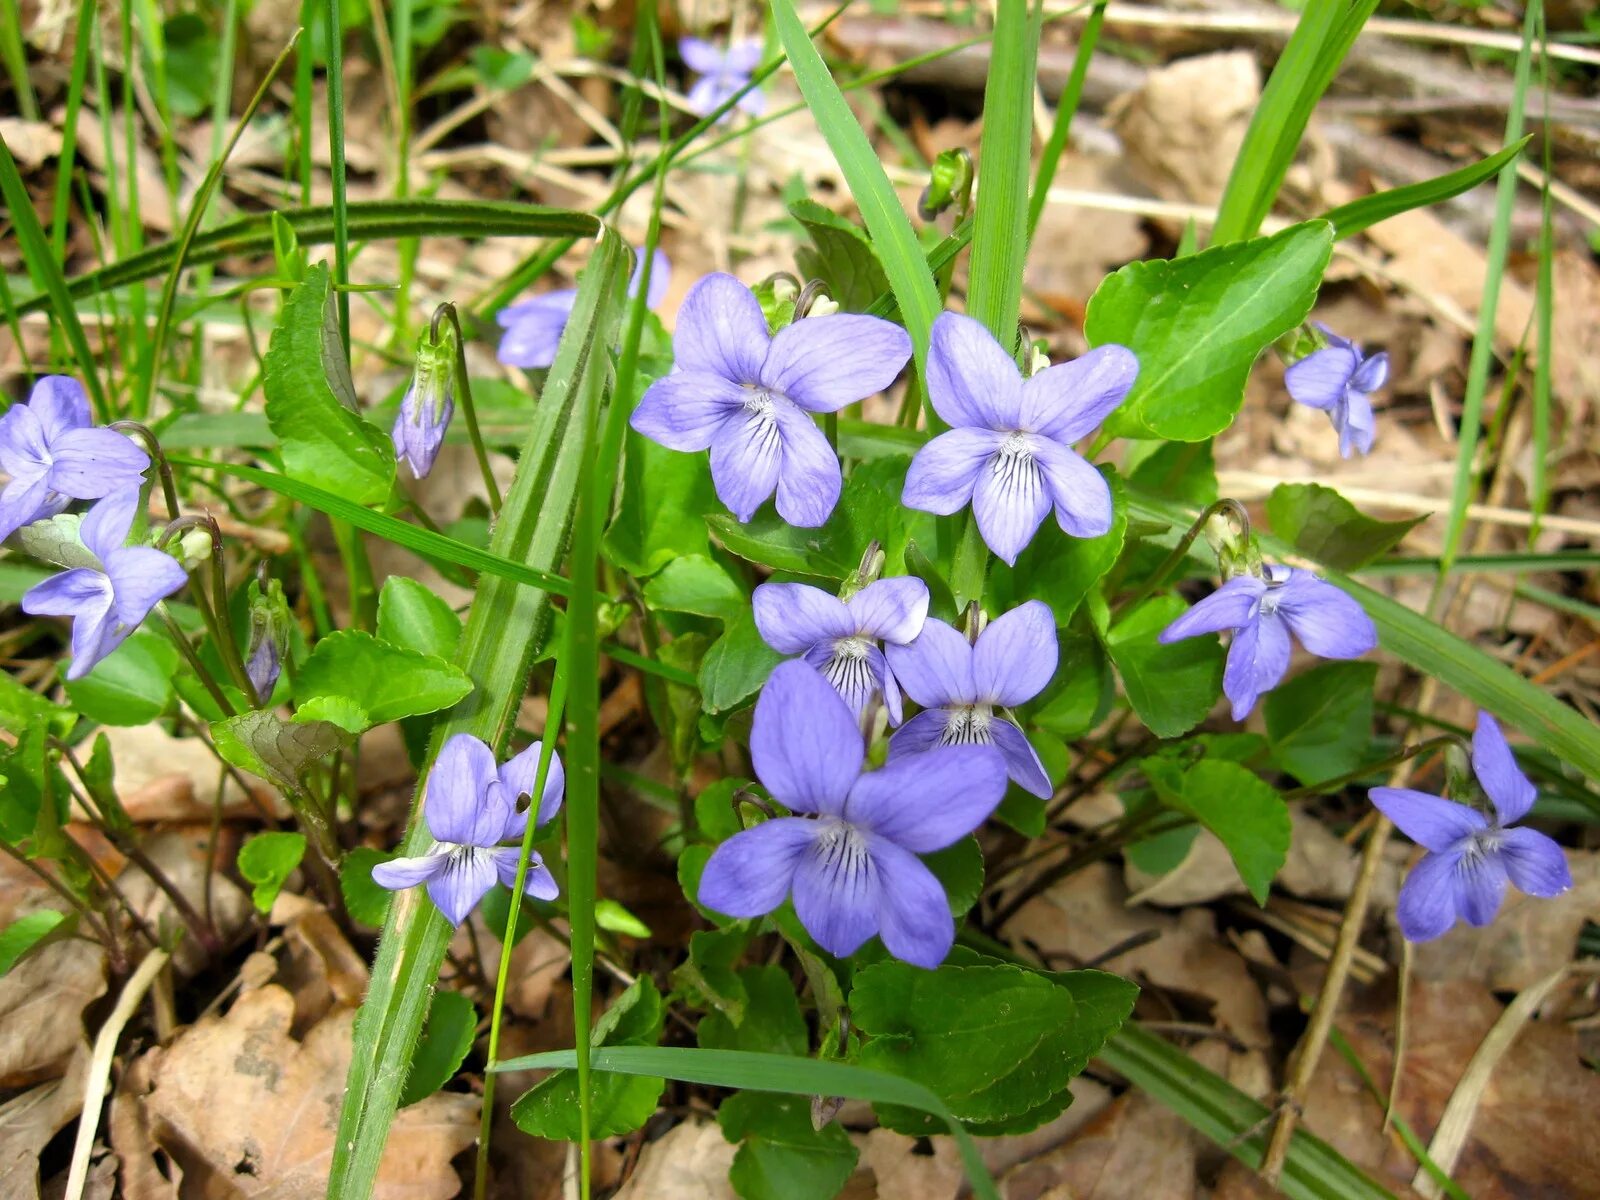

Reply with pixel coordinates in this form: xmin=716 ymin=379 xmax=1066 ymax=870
xmin=1028 ymin=0 xmax=1106 ymax=240
xmin=49 ymin=0 xmax=96 ymax=260
xmin=0 ymin=0 xmax=39 ymax=120
xmin=16 ymin=201 xmax=600 ymax=316
xmin=1319 ymin=136 xmax=1532 ymax=241
xmin=327 ymin=235 xmax=629 ymax=1200
xmin=0 ymin=131 xmax=110 ymax=420
xmin=1530 ymin=11 xmax=1554 ymax=542
xmin=770 ymin=0 xmax=940 ymax=371
xmin=324 ymin=0 xmax=353 ymax=357
xmin=1439 ymin=1 xmax=1537 ymax=571
xmin=1098 ymin=1025 xmax=1395 ymax=1200
xmin=135 ymin=32 xmax=298 ymax=419
xmin=1124 ymin=486 xmax=1600 ymax=783
xmin=1210 ymin=0 xmax=1377 ymax=245
xmin=966 ymin=0 xmax=1039 ymax=344
xmin=491 ymin=1046 xmax=999 ymax=1200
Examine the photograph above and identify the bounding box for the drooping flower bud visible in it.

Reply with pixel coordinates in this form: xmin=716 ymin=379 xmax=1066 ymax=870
xmin=244 ymin=577 xmax=292 ymax=701
xmin=918 ymin=148 xmax=974 ymax=222
xmin=391 ymin=327 xmax=456 ymax=479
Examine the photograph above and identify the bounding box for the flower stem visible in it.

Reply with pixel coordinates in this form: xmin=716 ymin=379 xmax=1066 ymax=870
xmin=1112 ymin=497 xmax=1251 ymax=620
xmin=475 ymin=669 xmax=568 ymax=1200
xmin=157 ymin=604 xmax=237 ymax=718
xmin=435 ymin=302 xmax=502 ymax=517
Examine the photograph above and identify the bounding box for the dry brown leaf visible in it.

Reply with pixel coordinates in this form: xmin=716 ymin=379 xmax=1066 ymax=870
xmin=0 ymin=1040 xmax=89 ymax=1200
xmin=998 ymin=1090 xmax=1197 ymax=1200
xmin=1109 ymin=51 xmax=1259 ymax=206
xmin=1125 ymin=811 xmax=1359 ymax=908
xmin=0 ymin=118 xmax=62 ymax=169
xmin=279 ymin=907 xmax=371 ymax=1030
xmin=1025 ymin=155 xmax=1149 ymax=313
xmin=96 ymin=722 xmax=278 ymax=824
xmin=131 ymin=984 xmax=476 ymax=1198
xmin=0 ymin=937 xmax=105 ymax=1089
xmin=611 ymin=1118 xmax=736 ymax=1200
xmin=1301 ymin=978 xmax=1600 ymax=1198
xmin=117 ymin=828 xmax=253 ymax=977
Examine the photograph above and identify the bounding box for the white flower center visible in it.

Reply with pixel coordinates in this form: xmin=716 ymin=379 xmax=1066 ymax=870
xmin=821 ymin=636 xmax=876 ymax=703
xmin=815 ymin=817 xmax=871 ymax=884
xmin=939 ymin=704 xmax=994 ymax=746
xmin=742 ymin=389 xmax=778 ymax=420
xmin=1459 ymin=827 xmax=1504 ymax=863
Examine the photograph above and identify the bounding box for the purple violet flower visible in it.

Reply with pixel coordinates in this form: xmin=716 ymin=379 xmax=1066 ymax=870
xmin=698 ymin=661 xmax=1006 ymax=967
xmin=391 ymin=332 xmax=455 ymax=479
xmin=1284 ymin=325 xmax=1388 ymax=458
xmin=680 ymin=37 xmax=765 ymax=120
xmin=497 ymin=247 xmax=671 ymax=370
xmin=630 ymin=273 xmax=913 ymax=527
xmin=1158 ymin=564 xmax=1377 ymax=721
xmin=1372 ymin=712 xmax=1571 ymax=942
xmin=753 ymin=576 xmax=929 ymax=723
xmin=884 ymin=600 xmax=1058 ymax=799
xmin=20 ymin=489 xmax=188 ymax=680
xmin=371 ymin=733 xmax=566 ymax=926
xmin=0 ymin=375 xmax=151 ymax=542
xmin=902 ymin=313 xmax=1137 ymax=566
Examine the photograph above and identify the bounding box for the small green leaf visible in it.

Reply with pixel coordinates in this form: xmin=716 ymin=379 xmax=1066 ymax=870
xmin=645 ymin=555 xmax=748 ymax=623
xmin=400 ymin=990 xmax=477 ymax=1107
xmin=211 ymin=710 xmax=353 ymax=794
xmin=1087 ymin=222 xmax=1334 ymax=441
xmin=791 ymin=199 xmax=891 ymax=311
xmin=699 ymin=608 xmax=785 ymax=715
xmin=13 ymin=511 xmax=97 ymax=569
xmin=0 ymin=910 xmax=67 ymax=975
xmin=1126 ymin=440 xmax=1218 ymax=508
xmin=1145 ymin=758 xmax=1290 ymax=904
xmin=605 ymin=428 xmax=717 ymax=577
xmin=1265 ymin=483 xmax=1425 ymax=571
xmin=264 ymin=262 xmax=395 ymax=504
xmin=63 ymin=631 xmax=178 ymax=726
xmin=295 ymin=630 xmax=472 ymax=727
xmin=1029 ymin=632 xmax=1113 ymax=740
xmin=1105 ymin=596 xmax=1225 ymax=738
xmin=237 ymin=831 xmax=308 ymax=914
xmin=340 ymin=847 xmax=396 ymax=926
xmin=0 ymin=672 xmax=73 ymax=738
xmin=595 ymin=898 xmax=653 ymax=938
xmin=699 ymin=965 xmax=808 ymax=1056
xmin=923 ymin=836 xmax=984 ymax=918
xmin=377 ymin=577 xmax=463 ymax=660
xmin=989 ymin=466 xmax=1126 ymax=621
xmin=293 ymin=695 xmax=370 ymax=736
xmin=1264 ymin=661 xmax=1378 ymax=786
xmin=511 ymin=976 xmax=667 ymax=1140
xmin=672 ymin=928 xmax=751 ymax=1021
xmin=720 ymin=1091 xmax=860 ymax=1200
xmin=1320 ymin=136 xmax=1532 ymax=241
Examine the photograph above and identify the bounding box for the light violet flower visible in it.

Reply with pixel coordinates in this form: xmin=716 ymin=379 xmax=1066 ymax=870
xmin=371 ymin=733 xmax=566 ymax=925
xmin=630 ymin=273 xmax=912 ymax=527
xmin=902 ymin=313 xmax=1137 ymax=566
xmin=884 ymin=600 xmax=1058 ymax=799
xmin=1158 ymin=564 xmax=1377 ymax=721
xmin=21 ymin=489 xmax=187 ymax=680
xmin=1372 ymin=712 xmax=1571 ymax=942
xmin=753 ymin=576 xmax=929 ymax=723
xmin=698 ymin=661 xmax=1005 ymax=967
xmin=1284 ymin=325 xmax=1388 ymax=458
xmin=681 ymin=37 xmax=765 ymax=120
xmin=496 ymin=247 xmax=672 ymax=370
xmin=0 ymin=375 xmax=151 ymax=542
xmin=391 ymin=331 xmax=454 ymax=479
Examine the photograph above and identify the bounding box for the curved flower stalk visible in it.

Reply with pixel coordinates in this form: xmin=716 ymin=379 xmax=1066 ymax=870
xmin=630 ymin=273 xmax=912 ymax=527
xmin=698 ymin=661 xmax=1006 ymax=967
xmin=21 ymin=489 xmax=188 ymax=680
xmin=0 ymin=375 xmax=151 ymax=541
xmin=372 ymin=733 xmax=566 ymax=926
xmin=1372 ymin=712 xmax=1571 ymax=941
xmin=497 ymin=247 xmax=671 ymax=370
xmin=902 ymin=313 xmax=1137 ymax=565
xmin=1159 ymin=564 xmax=1376 ymax=720
xmin=1284 ymin=325 xmax=1388 ymax=458
xmin=680 ymin=37 xmax=765 ymax=119
xmin=753 ymin=576 xmax=929 ymax=723
xmin=885 ymin=600 xmax=1058 ymax=799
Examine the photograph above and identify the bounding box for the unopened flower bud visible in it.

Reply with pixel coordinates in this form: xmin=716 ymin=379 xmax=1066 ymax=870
xmin=244 ymin=577 xmax=292 ymax=700
xmin=392 ymin=328 xmax=456 ymax=479
xmin=919 ymin=148 xmax=974 ymax=222
xmin=754 ymin=273 xmax=799 ymax=333
xmin=176 ymin=527 xmax=213 ymax=571
xmin=1026 ymin=341 xmax=1050 ymax=377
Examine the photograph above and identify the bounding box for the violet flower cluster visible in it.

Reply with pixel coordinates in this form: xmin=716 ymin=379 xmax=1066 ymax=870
xmin=1285 ymin=325 xmax=1388 ymax=458
xmin=1372 ymin=712 xmax=1570 ymax=942
xmin=0 ymin=376 xmax=150 ymax=542
xmin=373 ymin=733 xmax=566 ymax=925
xmin=1159 ymin=564 xmax=1377 ymax=719
xmin=21 ymin=488 xmax=188 ymax=680
xmin=630 ymin=273 xmax=911 ymax=526
xmin=698 ymin=661 xmax=1005 ymax=967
